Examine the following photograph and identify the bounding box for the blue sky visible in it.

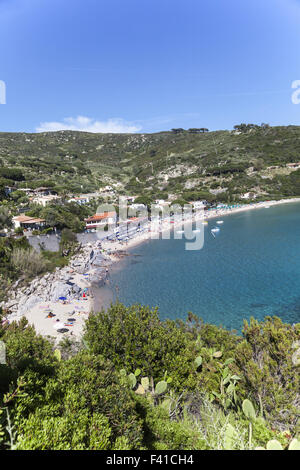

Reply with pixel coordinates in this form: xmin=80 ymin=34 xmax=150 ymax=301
xmin=0 ymin=0 xmax=300 ymax=133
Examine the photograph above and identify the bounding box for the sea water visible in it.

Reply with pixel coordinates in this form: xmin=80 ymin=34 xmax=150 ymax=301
xmin=97 ymin=202 xmax=300 ymax=331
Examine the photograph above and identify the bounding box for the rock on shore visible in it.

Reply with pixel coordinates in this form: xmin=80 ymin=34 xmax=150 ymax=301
xmin=1 ymin=242 xmax=112 ymax=321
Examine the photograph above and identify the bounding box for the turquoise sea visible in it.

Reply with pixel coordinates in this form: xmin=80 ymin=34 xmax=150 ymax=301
xmin=99 ymin=202 xmax=300 ymax=331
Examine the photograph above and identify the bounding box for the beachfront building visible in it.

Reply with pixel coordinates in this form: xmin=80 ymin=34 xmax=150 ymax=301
xmin=12 ymin=215 xmax=46 ymax=231
xmin=189 ymin=200 xmax=208 ymax=209
xmin=85 ymin=211 xmax=117 ymax=230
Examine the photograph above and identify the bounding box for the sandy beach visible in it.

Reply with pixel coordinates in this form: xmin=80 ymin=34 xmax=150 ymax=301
xmin=1 ymin=242 xmax=111 ymax=342
xmin=23 ymin=272 xmax=92 ymax=340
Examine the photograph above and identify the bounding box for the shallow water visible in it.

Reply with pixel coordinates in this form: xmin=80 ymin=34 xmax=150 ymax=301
xmin=95 ymin=203 xmax=300 ymax=331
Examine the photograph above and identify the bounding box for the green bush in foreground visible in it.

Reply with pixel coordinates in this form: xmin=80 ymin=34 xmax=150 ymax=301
xmin=0 ymin=304 xmax=299 ymax=450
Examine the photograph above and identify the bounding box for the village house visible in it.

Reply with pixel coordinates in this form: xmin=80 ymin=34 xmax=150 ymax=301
xmin=12 ymin=215 xmax=46 ymax=231
xmin=33 ymin=187 xmax=58 ymax=196
xmin=4 ymin=186 xmax=14 ymax=196
xmin=30 ymin=195 xmax=61 ymax=207
xmin=241 ymin=192 xmax=257 ymax=200
xmin=68 ymin=195 xmax=91 ymax=205
xmin=286 ymin=162 xmax=300 ymax=169
xmin=85 ymin=211 xmax=117 ymax=230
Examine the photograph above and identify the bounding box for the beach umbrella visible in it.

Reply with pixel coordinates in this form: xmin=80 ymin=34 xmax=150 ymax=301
xmin=59 ymin=296 xmax=67 ymax=301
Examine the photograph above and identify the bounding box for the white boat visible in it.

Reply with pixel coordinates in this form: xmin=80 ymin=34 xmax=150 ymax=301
xmin=216 ymin=220 xmax=224 ymax=224
xmin=211 ymin=227 xmax=220 ymax=233
xmin=192 ymin=229 xmax=201 ymax=233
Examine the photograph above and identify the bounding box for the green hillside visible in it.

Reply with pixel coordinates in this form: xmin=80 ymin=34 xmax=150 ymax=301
xmin=1 ymin=124 xmax=300 ymax=202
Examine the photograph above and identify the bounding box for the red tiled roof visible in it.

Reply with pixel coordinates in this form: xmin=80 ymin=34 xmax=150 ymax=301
xmin=13 ymin=215 xmax=45 ymax=224
xmin=85 ymin=212 xmax=115 ymax=223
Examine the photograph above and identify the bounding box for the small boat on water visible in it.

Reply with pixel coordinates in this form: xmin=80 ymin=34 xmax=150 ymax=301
xmin=216 ymin=220 xmax=224 ymax=224
xmin=211 ymin=226 xmax=220 ymax=238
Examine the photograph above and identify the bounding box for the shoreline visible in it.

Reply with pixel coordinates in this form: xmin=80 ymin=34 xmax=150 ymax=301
xmin=1 ymin=242 xmax=112 ymax=342
xmin=101 ymin=197 xmax=300 ymax=253
xmin=92 ymin=197 xmax=300 ymax=312
xmin=3 ymin=197 xmax=300 ymax=340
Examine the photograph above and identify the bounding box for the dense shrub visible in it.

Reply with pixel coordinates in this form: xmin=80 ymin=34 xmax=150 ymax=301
xmin=11 ymin=248 xmax=50 ymax=278
xmin=0 ymin=306 xmax=299 ymax=450
xmin=84 ymin=303 xmax=198 ymax=390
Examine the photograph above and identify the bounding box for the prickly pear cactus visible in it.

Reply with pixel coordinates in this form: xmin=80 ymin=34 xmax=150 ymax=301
xmin=155 ymin=380 xmax=168 ymax=395
xmin=141 ymin=377 xmax=150 ymax=391
xmin=242 ymin=399 xmax=256 ymax=421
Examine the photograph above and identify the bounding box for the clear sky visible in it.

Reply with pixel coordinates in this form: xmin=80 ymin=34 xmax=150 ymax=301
xmin=1 ymin=0 xmax=300 ymax=133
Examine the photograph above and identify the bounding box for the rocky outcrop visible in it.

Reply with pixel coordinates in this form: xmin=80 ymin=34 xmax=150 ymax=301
xmin=1 ymin=241 xmax=112 ymax=320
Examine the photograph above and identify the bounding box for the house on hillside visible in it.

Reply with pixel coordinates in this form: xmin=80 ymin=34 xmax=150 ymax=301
xmin=123 ymin=195 xmax=136 ymax=203
xmin=33 ymin=187 xmax=58 ymax=196
xmin=68 ymin=195 xmax=91 ymax=205
xmin=286 ymin=162 xmax=300 ymax=169
xmin=241 ymin=192 xmax=257 ymax=200
xmin=30 ymin=195 xmax=61 ymax=207
xmin=4 ymin=186 xmax=14 ymax=196
xmin=85 ymin=211 xmax=117 ymax=230
xmin=12 ymin=215 xmax=46 ymax=231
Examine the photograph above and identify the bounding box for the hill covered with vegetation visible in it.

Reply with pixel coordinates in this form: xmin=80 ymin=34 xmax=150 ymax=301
xmin=0 ymin=304 xmax=299 ymax=450
xmin=1 ymin=124 xmax=300 ymax=202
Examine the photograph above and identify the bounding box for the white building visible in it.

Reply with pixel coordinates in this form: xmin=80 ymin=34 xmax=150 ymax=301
xmin=85 ymin=211 xmax=117 ymax=230
xmin=68 ymin=195 xmax=90 ymax=205
xmin=241 ymin=192 xmax=257 ymax=200
xmin=30 ymin=195 xmax=61 ymax=207
xmin=13 ymin=215 xmax=46 ymax=230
